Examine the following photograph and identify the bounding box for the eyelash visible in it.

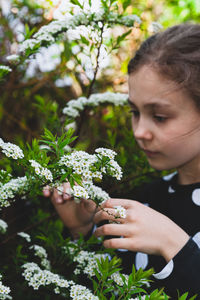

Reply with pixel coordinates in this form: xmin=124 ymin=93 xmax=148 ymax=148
xmin=129 ymin=110 xmax=167 ymax=123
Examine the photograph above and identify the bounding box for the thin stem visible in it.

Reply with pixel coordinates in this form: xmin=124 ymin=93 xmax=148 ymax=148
xmin=72 ymin=22 xmax=105 ymax=148
xmin=0 ymin=212 xmax=56 ymax=246
xmin=87 ymin=22 xmax=105 ymax=98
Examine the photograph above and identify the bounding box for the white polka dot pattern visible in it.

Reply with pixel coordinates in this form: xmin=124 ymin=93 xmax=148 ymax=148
xmin=168 ymin=186 xmax=175 ymax=193
xmin=192 ymin=188 xmax=200 ymax=206
xmin=135 ymin=252 xmax=148 ymax=270
xmin=163 ymin=172 xmax=177 ymax=181
xmin=193 ymin=232 xmax=200 ymax=248
xmin=153 ymin=259 xmax=174 ymax=280
xmin=118 ymin=236 xmax=128 ymax=252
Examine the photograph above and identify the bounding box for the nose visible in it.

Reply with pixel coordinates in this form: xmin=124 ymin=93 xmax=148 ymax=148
xmin=132 ymin=118 xmax=153 ymax=141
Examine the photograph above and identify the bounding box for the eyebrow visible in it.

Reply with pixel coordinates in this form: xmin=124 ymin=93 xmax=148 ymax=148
xmin=128 ymin=98 xmax=172 ymax=109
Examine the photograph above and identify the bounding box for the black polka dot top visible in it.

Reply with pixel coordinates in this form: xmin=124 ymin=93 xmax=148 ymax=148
xmin=117 ymin=172 xmax=200 ymax=298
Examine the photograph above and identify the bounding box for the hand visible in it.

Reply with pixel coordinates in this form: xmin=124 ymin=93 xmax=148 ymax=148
xmin=43 ymin=182 xmax=97 ymax=238
xmin=94 ymin=198 xmax=190 ymax=262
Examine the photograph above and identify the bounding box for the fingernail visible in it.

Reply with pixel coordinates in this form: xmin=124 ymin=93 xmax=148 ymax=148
xmin=56 ymin=198 xmax=62 ymax=204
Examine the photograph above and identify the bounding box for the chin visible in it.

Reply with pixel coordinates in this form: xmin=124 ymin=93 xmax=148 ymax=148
xmin=148 ymin=161 xmax=173 ymax=171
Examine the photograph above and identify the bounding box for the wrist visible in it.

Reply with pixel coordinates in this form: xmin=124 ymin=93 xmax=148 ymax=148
xmin=161 ymin=227 xmax=190 ymax=262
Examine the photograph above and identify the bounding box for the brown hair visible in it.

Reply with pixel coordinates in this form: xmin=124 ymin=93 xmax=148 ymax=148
xmin=128 ymin=23 xmax=200 ymax=109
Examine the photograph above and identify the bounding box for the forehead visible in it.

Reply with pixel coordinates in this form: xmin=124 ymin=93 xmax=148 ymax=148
xmin=128 ymin=65 xmax=178 ymax=106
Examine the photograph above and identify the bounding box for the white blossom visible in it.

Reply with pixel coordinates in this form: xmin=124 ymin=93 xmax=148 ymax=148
xmin=0 ymin=138 xmax=24 ymax=159
xmin=95 ymin=148 xmax=117 ymax=160
xmin=19 ymin=10 xmax=141 ymax=53
xmin=19 ymin=39 xmax=39 ymax=52
xmin=0 ymin=275 xmax=12 ymax=300
xmin=22 ymin=262 xmax=98 ymax=299
xmin=120 ymin=14 xmax=141 ymax=26
xmin=148 ymin=21 xmax=163 ymax=33
xmin=114 ymin=206 xmax=126 ymax=219
xmin=30 ymin=245 xmax=48 ymax=259
xmin=63 ymin=92 xmax=129 ymax=118
xmin=0 ymin=65 xmax=12 ymax=73
xmin=73 ymin=250 xmax=107 ymax=277
xmin=29 ymin=245 xmax=51 ymax=270
xmin=82 ymin=181 xmax=109 ymax=204
xmin=72 ymin=185 xmax=89 ymax=200
xmin=17 ymin=232 xmax=31 ymax=242
xmin=6 ymin=54 xmax=20 ymax=62
xmin=70 ymin=284 xmax=98 ymax=300
xmin=111 ymin=271 xmax=129 ymax=286
xmin=29 ymin=160 xmax=53 ymax=182
xmin=59 ymin=148 xmax=122 ymax=183
xmin=0 ymin=176 xmax=27 ymax=208
xmin=0 ymin=219 xmax=8 ymax=234
xmin=107 ymin=159 xmax=122 ymax=180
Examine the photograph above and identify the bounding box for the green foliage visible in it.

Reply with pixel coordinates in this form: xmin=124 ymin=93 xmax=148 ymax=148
xmin=0 ymin=0 xmax=199 ymax=299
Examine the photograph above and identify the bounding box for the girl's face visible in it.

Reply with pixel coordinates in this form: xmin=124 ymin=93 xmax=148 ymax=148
xmin=128 ymin=65 xmax=200 ymax=173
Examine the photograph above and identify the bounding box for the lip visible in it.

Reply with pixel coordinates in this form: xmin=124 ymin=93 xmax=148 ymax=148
xmin=142 ymin=149 xmax=159 ymax=157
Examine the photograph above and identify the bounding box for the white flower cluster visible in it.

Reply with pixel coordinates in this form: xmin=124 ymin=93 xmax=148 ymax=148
xmin=111 ymin=272 xmax=149 ymax=291
xmin=19 ymin=39 xmax=39 ymax=53
xmin=0 ymin=138 xmax=24 ymax=160
xmin=0 ymin=176 xmax=27 ymax=208
xmin=63 ymin=92 xmax=129 ymax=118
xmin=6 ymin=55 xmax=20 ymax=63
xmin=0 ymin=66 xmax=12 ymax=73
xmin=29 ymin=160 xmax=53 ymax=182
xmin=114 ymin=206 xmax=126 ymax=219
xmin=70 ymin=284 xmax=98 ymax=300
xmin=59 ymin=151 xmax=99 ymax=181
xmin=0 ymin=219 xmax=8 ymax=234
xmin=96 ymin=148 xmax=122 ymax=180
xmin=82 ymin=181 xmax=109 ymax=204
xmin=148 ymin=21 xmax=163 ymax=33
xmin=119 ymin=14 xmax=141 ymax=26
xmin=110 ymin=271 xmax=129 ymax=286
xmin=29 ymin=245 xmax=51 ymax=270
xmin=59 ymin=148 xmax=122 ymax=182
xmin=73 ymin=250 xmax=107 ymax=277
xmin=95 ymin=147 xmax=116 ymax=159
xmin=0 ymin=275 xmax=12 ymax=300
xmin=17 ymin=232 xmax=31 ymax=242
xmin=22 ymin=262 xmax=98 ymax=299
xmin=19 ymin=10 xmax=141 ymax=53
xmin=72 ymin=185 xmax=89 ymax=200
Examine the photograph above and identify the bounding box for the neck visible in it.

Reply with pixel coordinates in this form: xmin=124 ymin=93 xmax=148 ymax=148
xmin=177 ymin=158 xmax=200 ymax=185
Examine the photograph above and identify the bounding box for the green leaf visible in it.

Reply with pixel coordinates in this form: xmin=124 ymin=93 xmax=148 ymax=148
xmin=121 ymin=0 xmax=131 ymax=10
xmin=116 ymin=29 xmax=132 ymax=45
xmin=80 ymin=35 xmax=90 ymax=46
xmin=70 ymin=0 xmax=83 ymax=9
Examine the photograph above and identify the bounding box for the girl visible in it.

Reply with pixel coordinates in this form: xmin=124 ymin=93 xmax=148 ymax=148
xmin=44 ymin=23 xmax=200 ymax=297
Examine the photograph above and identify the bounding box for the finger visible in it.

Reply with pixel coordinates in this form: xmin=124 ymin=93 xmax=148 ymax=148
xmin=103 ymin=237 xmax=133 ymax=250
xmin=94 ymin=223 xmax=129 ymax=238
xmin=63 ymin=182 xmax=71 ymax=200
xmin=52 ymin=189 xmax=64 ymax=204
xmin=101 ymin=198 xmax=134 ymax=209
xmin=43 ymin=185 xmax=51 ymax=197
xmin=94 ymin=208 xmax=126 ymax=224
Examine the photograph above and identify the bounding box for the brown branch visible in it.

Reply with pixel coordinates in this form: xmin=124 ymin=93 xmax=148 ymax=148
xmin=0 ymin=212 xmax=57 ymax=246
xmin=72 ymin=23 xmax=105 ymax=148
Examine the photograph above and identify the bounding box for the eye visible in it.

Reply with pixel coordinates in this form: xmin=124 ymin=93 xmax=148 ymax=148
xmin=129 ymin=109 xmax=140 ymax=117
xmin=154 ymin=115 xmax=167 ymax=123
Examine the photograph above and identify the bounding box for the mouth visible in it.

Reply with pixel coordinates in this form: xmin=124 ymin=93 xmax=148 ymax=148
xmin=142 ymin=149 xmax=159 ymax=158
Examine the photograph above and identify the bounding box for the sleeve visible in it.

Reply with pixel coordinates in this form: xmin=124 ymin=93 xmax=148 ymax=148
xmin=151 ymin=237 xmax=200 ymax=297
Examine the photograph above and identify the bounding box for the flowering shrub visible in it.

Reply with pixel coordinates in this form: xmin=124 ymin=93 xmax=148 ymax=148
xmin=0 ymin=0 xmax=197 ymax=299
